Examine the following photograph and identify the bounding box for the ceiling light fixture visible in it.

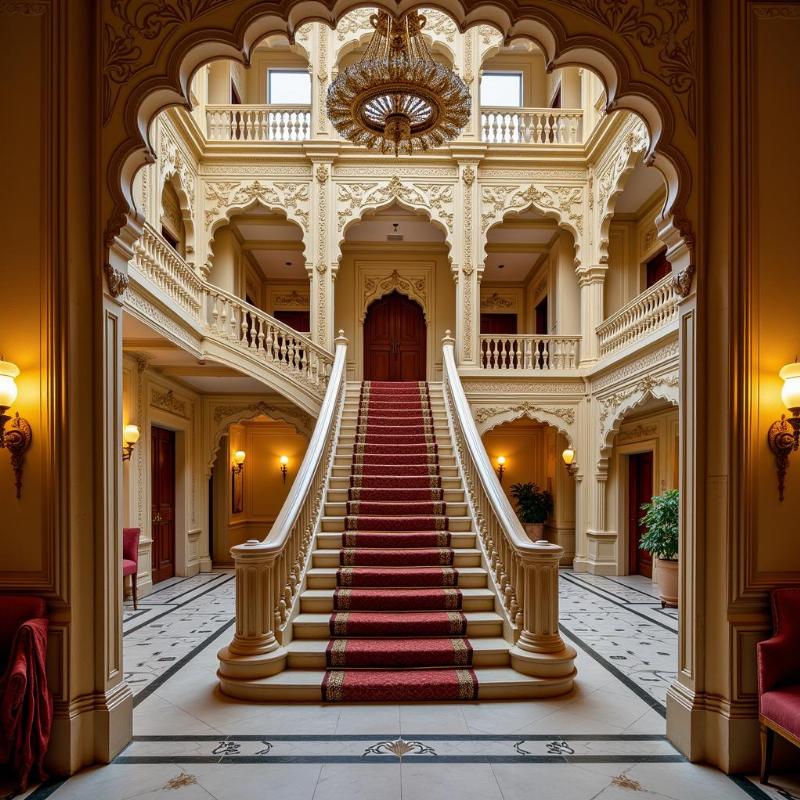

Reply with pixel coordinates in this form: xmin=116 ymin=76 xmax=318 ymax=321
xmin=327 ymin=11 xmax=470 ymax=156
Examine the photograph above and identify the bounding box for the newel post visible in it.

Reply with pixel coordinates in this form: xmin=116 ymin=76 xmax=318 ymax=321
xmin=218 ymin=540 xmax=287 ymax=692
xmin=509 ymin=540 xmax=577 ymax=687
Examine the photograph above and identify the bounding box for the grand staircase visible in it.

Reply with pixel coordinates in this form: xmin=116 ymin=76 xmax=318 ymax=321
xmin=222 ymin=377 xmax=574 ymax=701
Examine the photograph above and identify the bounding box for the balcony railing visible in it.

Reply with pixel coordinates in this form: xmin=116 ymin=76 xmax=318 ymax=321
xmin=206 ymin=104 xmax=312 ymax=142
xmin=480 ymin=108 xmax=583 ymax=144
xmin=596 ymin=274 xmax=679 ymax=357
xmin=127 ymin=224 xmax=333 ymax=406
xmin=480 ymin=335 xmax=580 ymax=371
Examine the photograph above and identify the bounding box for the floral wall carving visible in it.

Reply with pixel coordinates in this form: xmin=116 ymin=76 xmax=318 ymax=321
xmin=203 ymin=180 xmax=310 ymax=233
xmin=361 ymin=270 xmax=428 ymax=323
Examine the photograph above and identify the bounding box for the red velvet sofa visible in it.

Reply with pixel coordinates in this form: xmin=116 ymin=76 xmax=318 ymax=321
xmin=758 ymin=587 xmax=800 ymax=783
xmin=0 ymin=595 xmax=52 ymax=791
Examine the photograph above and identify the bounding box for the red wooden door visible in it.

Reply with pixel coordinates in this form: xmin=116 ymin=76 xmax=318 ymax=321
xmin=364 ymin=291 xmax=426 ymax=381
xmin=480 ymin=313 xmax=517 ymax=335
xmin=151 ymin=426 xmax=176 ymax=584
xmin=628 ymin=451 xmax=654 ymax=577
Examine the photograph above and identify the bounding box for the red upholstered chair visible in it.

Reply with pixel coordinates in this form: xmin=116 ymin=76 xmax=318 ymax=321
xmin=758 ymin=588 xmax=800 ymax=784
xmin=123 ymin=527 xmax=141 ymax=609
xmin=0 ymin=595 xmax=51 ymax=790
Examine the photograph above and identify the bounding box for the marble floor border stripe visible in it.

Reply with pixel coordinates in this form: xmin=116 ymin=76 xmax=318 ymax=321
xmin=560 ymin=573 xmax=678 ymax=634
xmin=728 ymin=774 xmax=777 ymax=800
xmin=570 ymin=573 xmax=662 ymax=603
xmin=132 ymin=618 xmax=235 ymax=707
xmin=21 ymin=778 xmax=68 ymax=800
xmin=558 ymin=623 xmax=667 ymax=717
xmin=125 ymin=575 xmax=234 ymax=637
xmin=130 ymin=733 xmax=670 ymax=742
xmin=114 ymin=754 xmax=687 ymax=765
xmin=139 ymin=572 xmax=231 ymax=606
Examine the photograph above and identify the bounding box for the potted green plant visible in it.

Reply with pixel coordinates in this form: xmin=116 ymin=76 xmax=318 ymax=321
xmin=639 ymin=489 xmax=679 ymax=608
xmin=509 ymin=482 xmax=553 ymax=540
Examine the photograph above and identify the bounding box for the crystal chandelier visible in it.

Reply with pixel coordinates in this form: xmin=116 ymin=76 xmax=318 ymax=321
xmin=326 ymin=11 xmax=471 ymax=156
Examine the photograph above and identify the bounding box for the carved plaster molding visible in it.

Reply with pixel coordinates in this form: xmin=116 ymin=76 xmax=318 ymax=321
xmin=480 ymin=184 xmax=585 ymax=259
xmin=361 ymin=271 xmax=428 ymax=323
xmin=671 ymin=263 xmax=695 ymax=298
xmin=150 ymin=388 xmax=189 ymax=418
xmin=591 ymin=340 xmax=680 ymax=392
xmin=475 ymin=403 xmax=576 ymax=426
xmin=337 ymin=176 xmax=454 ymax=243
xmin=462 ymin=380 xmax=585 ymax=394
xmin=616 ymin=423 xmax=659 ymax=444
xmin=273 ymin=290 xmax=309 ymax=309
xmin=104 ymin=263 xmax=129 ymax=298
xmin=204 ymin=180 xmax=310 ymax=232
xmin=480 ymin=292 xmax=515 ymax=311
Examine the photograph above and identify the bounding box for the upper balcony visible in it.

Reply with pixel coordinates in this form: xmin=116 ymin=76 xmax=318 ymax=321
xmin=204 ymin=103 xmax=585 ymax=146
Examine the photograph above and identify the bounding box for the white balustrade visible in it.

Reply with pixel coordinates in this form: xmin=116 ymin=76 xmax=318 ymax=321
xmin=479 ymin=335 xmax=580 ymax=371
xmin=128 ymin=224 xmax=203 ymax=319
xmin=218 ymin=334 xmax=348 ymax=687
xmin=206 ymin=105 xmax=312 ymax=142
xmin=596 ymin=274 xmax=679 ymax=357
xmin=442 ymin=334 xmax=576 ymax=683
xmin=127 ymin=223 xmax=334 ymax=402
xmin=480 ymin=108 xmax=583 ymax=144
xmin=206 ymin=286 xmax=331 ymax=390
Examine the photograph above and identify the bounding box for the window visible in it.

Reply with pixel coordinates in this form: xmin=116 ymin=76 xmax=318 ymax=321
xmin=267 ymin=69 xmax=311 ymax=105
xmin=550 ymin=85 xmax=562 ymax=109
xmin=480 ymin=72 xmax=523 ymax=107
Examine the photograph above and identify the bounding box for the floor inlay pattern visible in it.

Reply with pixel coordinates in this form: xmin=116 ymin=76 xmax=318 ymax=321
xmin=27 ymin=570 xmax=799 ymax=799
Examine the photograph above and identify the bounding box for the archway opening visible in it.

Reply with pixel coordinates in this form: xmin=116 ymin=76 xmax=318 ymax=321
xmin=363 ymin=290 xmax=427 ymax=381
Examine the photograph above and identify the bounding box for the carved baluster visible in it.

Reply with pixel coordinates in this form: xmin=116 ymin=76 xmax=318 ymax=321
xmin=240 ymin=309 xmax=249 ymax=344
xmin=265 ymin=325 xmax=274 ymax=361
xmin=533 ymin=113 xmax=543 ymax=143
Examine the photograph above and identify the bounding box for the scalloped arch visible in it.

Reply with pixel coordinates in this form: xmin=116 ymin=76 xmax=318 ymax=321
xmin=475 ymin=405 xmax=576 ymax=449
xmin=205 ymin=403 xmax=313 ymax=478
xmin=103 ymin=0 xmax=695 ymax=276
xmin=338 ymin=186 xmax=454 ymax=264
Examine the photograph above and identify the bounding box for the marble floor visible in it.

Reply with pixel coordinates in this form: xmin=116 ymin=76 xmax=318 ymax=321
xmin=21 ymin=570 xmax=800 ymax=800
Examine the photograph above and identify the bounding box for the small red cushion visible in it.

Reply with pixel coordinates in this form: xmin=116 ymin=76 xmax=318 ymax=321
xmin=761 ymin=686 xmax=800 ymax=738
xmin=122 ymin=559 xmax=137 ymax=577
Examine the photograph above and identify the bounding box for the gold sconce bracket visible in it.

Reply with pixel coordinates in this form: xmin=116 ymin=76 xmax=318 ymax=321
xmin=767 ymin=415 xmax=799 ymax=502
xmin=1 ymin=412 xmax=32 ymax=499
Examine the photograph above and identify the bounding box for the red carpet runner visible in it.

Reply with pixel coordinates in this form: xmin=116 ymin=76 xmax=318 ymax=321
xmin=321 ymin=381 xmax=479 ymax=702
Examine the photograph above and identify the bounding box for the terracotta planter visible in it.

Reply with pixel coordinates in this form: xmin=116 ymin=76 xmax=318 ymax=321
xmin=522 ymin=522 xmax=545 ymax=541
xmin=656 ymin=558 xmax=678 ymax=608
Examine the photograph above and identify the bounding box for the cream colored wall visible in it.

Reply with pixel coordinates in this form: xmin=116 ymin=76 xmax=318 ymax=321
xmin=605 ymin=191 xmax=667 ymax=318
xmin=121 ymin=356 xmax=212 ymax=593
xmin=265 ymin=282 xmax=311 ymax=320
xmin=219 ymin=419 xmax=309 ymax=558
xmin=334 ymin=245 xmax=455 ymax=381
xmin=479 ymin=285 xmax=526 ymax=330
xmin=605 ymin=404 xmax=679 ymax=575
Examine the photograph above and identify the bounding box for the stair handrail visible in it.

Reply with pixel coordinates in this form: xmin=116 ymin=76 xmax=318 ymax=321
xmin=441 ymin=332 xmax=577 ymax=680
xmin=218 ymin=332 xmax=349 ymax=681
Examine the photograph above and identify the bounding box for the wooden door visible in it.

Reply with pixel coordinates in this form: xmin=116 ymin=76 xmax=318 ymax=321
xmin=628 ymin=451 xmax=654 ymax=577
xmin=363 ymin=291 xmax=426 ymax=381
xmin=480 ymin=313 xmax=517 ymax=335
xmin=151 ymin=426 xmax=176 ymax=584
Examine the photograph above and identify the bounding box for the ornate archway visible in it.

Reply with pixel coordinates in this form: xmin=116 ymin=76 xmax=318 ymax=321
xmin=94 ymin=0 xmax=701 ymax=769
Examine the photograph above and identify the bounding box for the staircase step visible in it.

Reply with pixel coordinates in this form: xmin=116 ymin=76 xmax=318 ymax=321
xmin=311 ymin=547 xmax=482 ymax=568
xmin=326 ymin=488 xmax=465 ymax=504
xmin=300 ymin=587 xmax=496 ymax=613
xmin=331 ymin=465 xmax=459 ymax=479
xmin=324 ymin=501 xmax=468 ymax=518
xmin=328 ymin=476 xmax=462 ymax=491
xmin=316 ymin=531 xmax=476 ymax=549
xmin=292 ymin=611 xmax=503 ymax=639
xmin=219 ymin=667 xmax=573 ymax=702
xmin=306 ymin=567 xmax=488 ymax=589
xmin=320 ymin=516 xmax=472 ymax=533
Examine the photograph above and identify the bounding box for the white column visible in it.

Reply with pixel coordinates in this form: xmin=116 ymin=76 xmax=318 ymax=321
xmin=577 ymin=265 xmax=607 ymax=365
xmin=309 ymin=159 xmax=335 ymax=349
xmin=457 ymin=161 xmax=480 ymax=366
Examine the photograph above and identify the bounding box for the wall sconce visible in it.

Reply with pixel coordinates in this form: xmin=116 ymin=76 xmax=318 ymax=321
xmin=0 ymin=359 xmax=32 ymax=499
xmin=768 ymin=361 xmax=800 ymax=501
xmin=280 ymin=455 xmax=289 ymax=484
xmin=496 ymin=456 xmax=506 ymax=484
xmin=562 ymin=448 xmax=578 ymax=476
xmin=122 ymin=424 xmax=140 ymax=461
xmin=232 ymin=450 xmax=246 ymax=476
